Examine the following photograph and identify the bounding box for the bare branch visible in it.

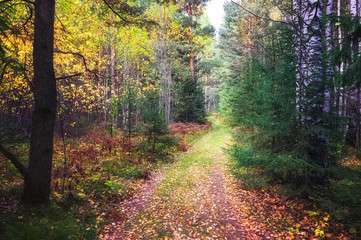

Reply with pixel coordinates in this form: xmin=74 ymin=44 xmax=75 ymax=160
xmin=103 ymin=0 xmax=130 ymax=23
xmin=102 ymin=0 xmax=157 ymax=27
xmin=0 ymin=60 xmax=12 ymax=85
xmin=0 ymin=0 xmax=14 ymax=4
xmin=54 ymin=50 xmax=98 ymax=79
xmin=272 ymin=0 xmax=294 ymax=26
xmin=0 ymin=143 xmax=28 ymax=177
xmin=230 ymin=0 xmax=289 ymax=25
xmin=56 ymin=73 xmax=82 ymax=80
xmin=55 ymin=14 xmax=70 ymax=34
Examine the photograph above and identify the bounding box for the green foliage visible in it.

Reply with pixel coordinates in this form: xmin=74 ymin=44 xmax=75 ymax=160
xmin=218 ymin=9 xmax=311 ymax=187
xmin=230 ymin=143 xmax=320 ymax=189
xmin=102 ymin=159 xmax=144 ymax=179
xmin=140 ymin=92 xmax=176 ymax=157
xmin=78 ymin=176 xmax=125 ymax=198
xmin=109 ymin=97 xmax=119 ymax=136
xmin=310 ymin=154 xmax=361 ymax=232
xmin=0 ymin=2 xmax=11 ymax=59
xmin=174 ymin=81 xmax=206 ymax=124
xmin=218 ymin=12 xmax=361 ymax=233
xmin=0 ymin=203 xmax=97 ymax=240
xmin=218 ymin=1 xmax=335 ymax=196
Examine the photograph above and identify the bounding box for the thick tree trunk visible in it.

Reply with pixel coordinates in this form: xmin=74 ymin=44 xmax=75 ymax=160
xmin=22 ymin=0 xmax=56 ymax=204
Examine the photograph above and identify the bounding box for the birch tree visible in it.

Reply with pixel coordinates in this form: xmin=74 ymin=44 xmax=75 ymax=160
xmin=293 ymin=0 xmax=329 ymax=167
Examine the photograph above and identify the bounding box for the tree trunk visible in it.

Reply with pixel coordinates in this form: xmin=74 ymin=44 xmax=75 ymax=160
xmin=110 ymin=37 xmax=117 ymax=135
xmin=293 ymin=0 xmax=329 ymax=167
xmin=157 ymin=6 xmax=172 ymax=124
xmin=187 ymin=3 xmax=195 ymax=81
xmin=346 ymin=0 xmax=360 ymax=148
xmin=325 ymin=0 xmax=334 ymax=114
xmin=293 ymin=0 xmax=304 ymax=131
xmin=22 ymin=0 xmax=56 ymax=204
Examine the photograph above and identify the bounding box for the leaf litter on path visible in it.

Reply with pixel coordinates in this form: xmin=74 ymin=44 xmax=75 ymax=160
xmin=101 ymin=123 xmax=354 ymax=239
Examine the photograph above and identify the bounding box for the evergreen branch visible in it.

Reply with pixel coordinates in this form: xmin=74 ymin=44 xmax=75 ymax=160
xmin=0 ymin=143 xmax=28 ymax=177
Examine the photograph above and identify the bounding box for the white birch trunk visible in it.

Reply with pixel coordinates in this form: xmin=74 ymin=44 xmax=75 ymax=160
xmin=157 ymin=6 xmax=172 ymax=124
xmin=293 ymin=0 xmax=305 ymax=121
xmin=294 ymin=0 xmax=329 ymax=167
xmin=348 ymin=0 xmax=361 ymax=147
xmin=110 ymin=37 xmax=117 ymax=134
xmin=325 ymin=0 xmax=334 ymax=114
xmin=122 ymin=47 xmax=129 ymax=127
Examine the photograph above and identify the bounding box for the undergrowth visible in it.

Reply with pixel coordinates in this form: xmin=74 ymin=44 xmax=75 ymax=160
xmin=0 ymin=201 xmax=98 ymax=240
xmin=229 ymin=126 xmax=361 ymax=237
xmin=0 ymin=121 xmax=211 ymax=239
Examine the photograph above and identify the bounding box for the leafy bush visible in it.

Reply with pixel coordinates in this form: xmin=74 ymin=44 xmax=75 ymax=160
xmin=102 ymin=159 xmax=144 ymax=179
xmin=78 ymin=177 xmax=125 ymax=199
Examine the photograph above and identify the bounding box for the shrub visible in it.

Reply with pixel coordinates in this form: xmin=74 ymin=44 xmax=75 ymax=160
xmin=102 ymin=159 xmax=144 ymax=179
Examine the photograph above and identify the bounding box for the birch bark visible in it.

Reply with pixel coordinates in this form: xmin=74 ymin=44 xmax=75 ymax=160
xmin=157 ymin=6 xmax=172 ymax=124
xmin=293 ymin=0 xmax=329 ymax=167
xmin=325 ymin=0 xmax=334 ymax=114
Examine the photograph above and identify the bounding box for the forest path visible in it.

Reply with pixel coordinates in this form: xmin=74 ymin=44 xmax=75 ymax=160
xmin=102 ymin=121 xmax=257 ymax=239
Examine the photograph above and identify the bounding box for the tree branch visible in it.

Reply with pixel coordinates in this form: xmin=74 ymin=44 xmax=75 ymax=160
xmin=0 ymin=0 xmax=14 ymax=4
xmin=103 ymin=0 xmax=130 ymax=23
xmin=56 ymin=73 xmax=82 ymax=80
xmin=272 ymin=0 xmax=295 ymax=27
xmin=102 ymin=0 xmax=157 ymax=27
xmin=0 ymin=143 xmax=28 ymax=177
xmin=55 ymin=14 xmax=69 ymax=34
xmin=22 ymin=1 xmax=34 ymax=31
xmin=0 ymin=60 xmax=11 ymax=85
xmin=230 ymin=0 xmax=290 ymax=25
xmin=54 ymin=49 xmax=98 ymax=79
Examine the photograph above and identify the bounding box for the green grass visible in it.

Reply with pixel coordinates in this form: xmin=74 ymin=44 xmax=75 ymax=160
xmin=156 ymin=123 xmax=231 ymax=200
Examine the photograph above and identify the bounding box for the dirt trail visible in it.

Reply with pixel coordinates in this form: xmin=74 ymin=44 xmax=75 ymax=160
xmin=101 ymin=168 xmax=166 ymax=239
xmin=101 ymin=123 xmax=250 ymax=239
xmin=208 ymin=153 xmax=249 ymax=240
xmin=101 ymin=121 xmax=357 ymax=240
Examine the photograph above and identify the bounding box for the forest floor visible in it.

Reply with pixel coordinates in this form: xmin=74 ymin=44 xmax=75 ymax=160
xmin=101 ymin=119 xmax=352 ymax=240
